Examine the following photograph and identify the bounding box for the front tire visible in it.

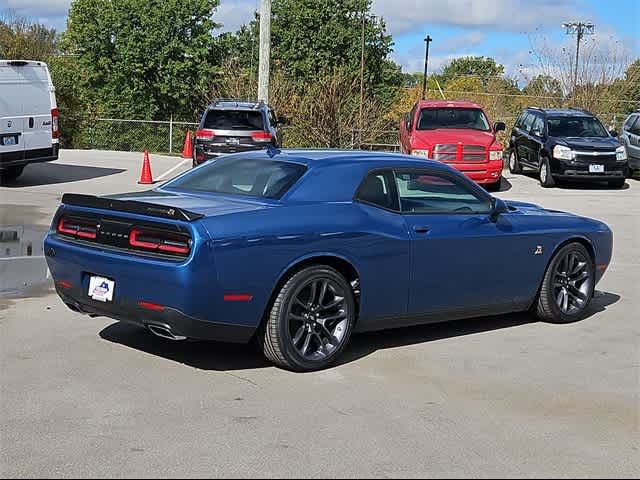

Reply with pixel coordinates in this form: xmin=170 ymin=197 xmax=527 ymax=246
xmin=260 ymin=266 xmax=356 ymax=371
xmin=539 ymin=156 xmax=556 ymax=188
xmin=508 ymin=149 xmax=522 ymax=174
xmin=535 ymin=242 xmax=594 ymax=323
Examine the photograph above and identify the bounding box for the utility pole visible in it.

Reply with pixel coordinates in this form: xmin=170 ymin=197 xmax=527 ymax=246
xmin=359 ymin=8 xmax=367 ymax=147
xmin=421 ymin=35 xmax=432 ymax=100
xmin=258 ymin=0 xmax=271 ymax=103
xmin=562 ymin=21 xmax=594 ymax=95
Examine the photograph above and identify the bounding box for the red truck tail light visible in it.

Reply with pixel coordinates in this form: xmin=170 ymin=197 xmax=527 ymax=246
xmin=51 ymin=108 xmax=59 ymax=139
xmin=57 ymin=216 xmax=98 ymax=239
xmin=251 ymin=131 xmax=273 ymax=143
xmin=129 ymin=228 xmax=191 ymax=256
xmin=195 ymin=129 xmax=216 ymax=140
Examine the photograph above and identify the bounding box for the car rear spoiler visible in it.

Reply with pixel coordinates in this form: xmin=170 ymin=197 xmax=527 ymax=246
xmin=61 ymin=193 xmax=204 ymax=222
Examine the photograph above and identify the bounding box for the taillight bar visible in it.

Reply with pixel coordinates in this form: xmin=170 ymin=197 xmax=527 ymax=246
xmin=57 ymin=217 xmax=97 ymax=239
xmin=195 ymin=129 xmax=216 ymax=140
xmin=51 ymin=108 xmax=59 ymax=139
xmin=129 ymin=228 xmax=191 ymax=255
xmin=251 ymin=131 xmax=273 ymax=142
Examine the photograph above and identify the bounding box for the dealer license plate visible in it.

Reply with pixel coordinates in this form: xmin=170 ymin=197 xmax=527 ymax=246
xmin=589 ymin=164 xmax=604 ymax=173
xmin=88 ymin=276 xmax=115 ymax=302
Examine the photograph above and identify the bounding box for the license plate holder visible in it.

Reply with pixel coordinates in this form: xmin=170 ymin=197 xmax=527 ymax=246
xmin=589 ymin=164 xmax=604 ymax=173
xmin=88 ymin=276 xmax=115 ymax=302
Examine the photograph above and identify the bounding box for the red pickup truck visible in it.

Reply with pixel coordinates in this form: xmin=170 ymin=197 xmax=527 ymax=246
xmin=399 ymin=100 xmax=506 ymax=189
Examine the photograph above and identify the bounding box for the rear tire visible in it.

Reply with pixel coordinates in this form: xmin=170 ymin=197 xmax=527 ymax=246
xmin=539 ymin=156 xmax=556 ymax=188
xmin=535 ymin=242 xmax=594 ymax=323
xmin=508 ymin=149 xmax=522 ymax=174
xmin=0 ymin=166 xmax=24 ymax=184
xmin=260 ymin=265 xmax=355 ymax=372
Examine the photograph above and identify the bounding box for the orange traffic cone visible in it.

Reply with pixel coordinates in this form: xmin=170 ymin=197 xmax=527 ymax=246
xmin=181 ymin=130 xmax=193 ymax=159
xmin=138 ymin=150 xmax=154 ymax=184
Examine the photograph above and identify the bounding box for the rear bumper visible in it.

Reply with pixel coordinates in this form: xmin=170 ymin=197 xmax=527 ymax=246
xmin=0 ymin=144 xmax=59 ymax=170
xmin=447 ymin=160 xmax=504 ymax=184
xmin=55 ymin=284 xmax=255 ymax=343
xmin=194 ymin=143 xmax=267 ymax=165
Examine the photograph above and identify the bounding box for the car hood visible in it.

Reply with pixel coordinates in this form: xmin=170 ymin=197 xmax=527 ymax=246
xmin=504 ymin=200 xmax=576 ymax=217
xmin=411 ymin=129 xmax=497 ymax=148
xmin=555 ymin=136 xmax=620 ymax=151
xmin=107 ymin=189 xmax=274 ymax=218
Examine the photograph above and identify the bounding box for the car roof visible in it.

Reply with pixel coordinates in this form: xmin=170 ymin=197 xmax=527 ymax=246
xmin=237 ymin=148 xmax=454 ymax=171
xmin=416 ymin=99 xmax=484 ymax=110
xmin=207 ymin=100 xmax=266 ymax=111
xmin=527 ymin=107 xmax=594 ymax=118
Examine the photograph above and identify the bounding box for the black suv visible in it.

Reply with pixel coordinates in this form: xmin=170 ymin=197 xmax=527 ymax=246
xmin=507 ymin=107 xmax=628 ymax=188
xmin=193 ymin=99 xmax=286 ymax=166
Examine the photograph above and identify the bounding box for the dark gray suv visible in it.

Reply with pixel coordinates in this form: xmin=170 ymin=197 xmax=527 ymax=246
xmin=620 ymin=111 xmax=640 ymax=175
xmin=193 ymin=99 xmax=287 ymax=166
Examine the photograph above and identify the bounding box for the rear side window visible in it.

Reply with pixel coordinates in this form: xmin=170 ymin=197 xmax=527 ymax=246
xmin=203 ymin=110 xmax=264 ymax=131
xmin=355 ymin=171 xmax=398 ymax=210
xmin=394 ymin=171 xmax=491 ymax=214
xmin=167 ymin=157 xmax=306 ymax=199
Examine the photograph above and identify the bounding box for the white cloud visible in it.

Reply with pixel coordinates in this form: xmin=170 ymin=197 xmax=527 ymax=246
xmin=214 ymin=0 xmax=256 ymax=33
xmin=372 ymin=0 xmax=582 ymax=35
xmin=0 ymin=0 xmax=71 ymax=17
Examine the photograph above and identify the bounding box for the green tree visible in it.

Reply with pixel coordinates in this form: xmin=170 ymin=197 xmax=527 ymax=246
xmin=269 ymin=0 xmax=394 ymax=87
xmin=523 ymin=75 xmax=562 ymax=97
xmin=0 ymin=13 xmax=57 ymax=60
xmin=438 ymin=56 xmax=505 ymax=87
xmin=61 ymin=0 xmax=223 ymax=120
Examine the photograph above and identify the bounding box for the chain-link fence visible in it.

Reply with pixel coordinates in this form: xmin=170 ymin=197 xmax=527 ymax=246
xmin=59 ymin=116 xmax=198 ymax=154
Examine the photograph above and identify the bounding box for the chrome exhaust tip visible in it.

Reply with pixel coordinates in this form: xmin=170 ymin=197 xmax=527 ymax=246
xmin=146 ymin=323 xmax=187 ymax=341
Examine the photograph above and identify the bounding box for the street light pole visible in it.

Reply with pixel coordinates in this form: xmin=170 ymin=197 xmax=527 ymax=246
xmin=562 ymin=21 xmax=594 ymax=95
xmin=258 ymin=0 xmax=272 ymax=103
xmin=422 ymin=35 xmax=432 ymax=100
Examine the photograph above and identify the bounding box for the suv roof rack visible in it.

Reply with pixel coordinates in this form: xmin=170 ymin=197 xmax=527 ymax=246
xmin=567 ymin=106 xmax=594 ymax=115
xmin=209 ymin=98 xmax=265 ymax=109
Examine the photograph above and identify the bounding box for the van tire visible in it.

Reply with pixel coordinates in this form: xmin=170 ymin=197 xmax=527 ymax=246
xmin=0 ymin=166 xmax=24 ymax=183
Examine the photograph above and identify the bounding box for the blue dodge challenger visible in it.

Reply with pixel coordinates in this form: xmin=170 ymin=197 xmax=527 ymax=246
xmin=45 ymin=150 xmax=613 ymax=371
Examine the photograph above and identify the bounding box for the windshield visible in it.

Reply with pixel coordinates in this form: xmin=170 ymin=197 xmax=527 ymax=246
xmin=203 ymin=109 xmax=264 ymax=131
xmin=547 ymin=116 xmax=608 ymax=138
xmin=166 ymin=157 xmax=307 ymax=199
xmin=417 ymin=108 xmax=490 ymax=131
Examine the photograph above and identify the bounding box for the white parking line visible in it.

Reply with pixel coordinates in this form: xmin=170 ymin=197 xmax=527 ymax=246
xmin=155 ymin=158 xmax=190 ymax=181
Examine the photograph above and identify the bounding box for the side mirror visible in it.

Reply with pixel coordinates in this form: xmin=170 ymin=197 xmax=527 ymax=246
xmin=489 ymin=197 xmax=508 ymax=222
xmin=277 ymin=115 xmax=289 ymax=126
xmin=609 ymin=129 xmax=618 ymax=137
xmin=494 ymin=121 xmax=506 ymax=132
xmin=531 ymin=128 xmax=543 ymax=138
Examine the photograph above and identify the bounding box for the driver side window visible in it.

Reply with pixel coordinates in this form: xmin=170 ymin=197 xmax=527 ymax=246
xmin=394 ymin=170 xmax=491 ymax=214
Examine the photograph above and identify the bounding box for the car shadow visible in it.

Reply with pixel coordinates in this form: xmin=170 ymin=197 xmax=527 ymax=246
xmin=98 ymin=290 xmax=620 ymax=372
xmin=3 ymin=163 xmax=125 ymax=187
xmin=520 ymin=171 xmax=630 ymax=190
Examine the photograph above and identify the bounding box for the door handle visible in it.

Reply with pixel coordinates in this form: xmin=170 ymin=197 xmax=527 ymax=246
xmin=413 ymin=225 xmax=431 ymax=234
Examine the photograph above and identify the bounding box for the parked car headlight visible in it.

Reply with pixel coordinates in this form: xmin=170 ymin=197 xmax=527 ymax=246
xmin=489 ymin=150 xmax=503 ymax=161
xmin=411 ymin=149 xmax=429 ymax=158
xmin=616 ymin=146 xmax=627 ymax=161
xmin=553 ymin=145 xmax=575 ymax=161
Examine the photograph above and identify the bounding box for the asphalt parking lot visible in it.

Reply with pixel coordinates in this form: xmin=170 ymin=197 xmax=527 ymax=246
xmin=1 ymin=150 xmax=639 ymax=478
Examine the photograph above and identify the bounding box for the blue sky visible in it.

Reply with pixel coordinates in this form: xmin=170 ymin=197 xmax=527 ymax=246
xmin=1 ymin=0 xmax=638 ymax=83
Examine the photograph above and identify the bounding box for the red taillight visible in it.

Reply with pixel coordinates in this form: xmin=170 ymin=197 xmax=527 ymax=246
xmin=195 ymin=152 xmax=205 ymax=162
xmin=56 ymin=280 xmax=73 ymax=290
xmin=138 ymin=301 xmax=166 ymax=312
xmin=57 ymin=217 xmax=97 ymax=239
xmin=195 ymin=129 xmax=215 ymax=140
xmin=51 ymin=108 xmax=59 ymax=139
xmin=223 ymin=294 xmax=253 ymax=302
xmin=251 ymin=131 xmax=273 ymax=143
xmin=129 ymin=228 xmax=191 ymax=256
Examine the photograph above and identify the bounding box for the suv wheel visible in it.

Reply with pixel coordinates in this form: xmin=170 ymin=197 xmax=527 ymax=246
xmin=508 ymin=150 xmax=522 ymax=174
xmin=539 ymin=156 xmax=555 ymax=188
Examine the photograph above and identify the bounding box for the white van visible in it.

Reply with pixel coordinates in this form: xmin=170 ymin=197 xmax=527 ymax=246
xmin=0 ymin=60 xmax=59 ymax=182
